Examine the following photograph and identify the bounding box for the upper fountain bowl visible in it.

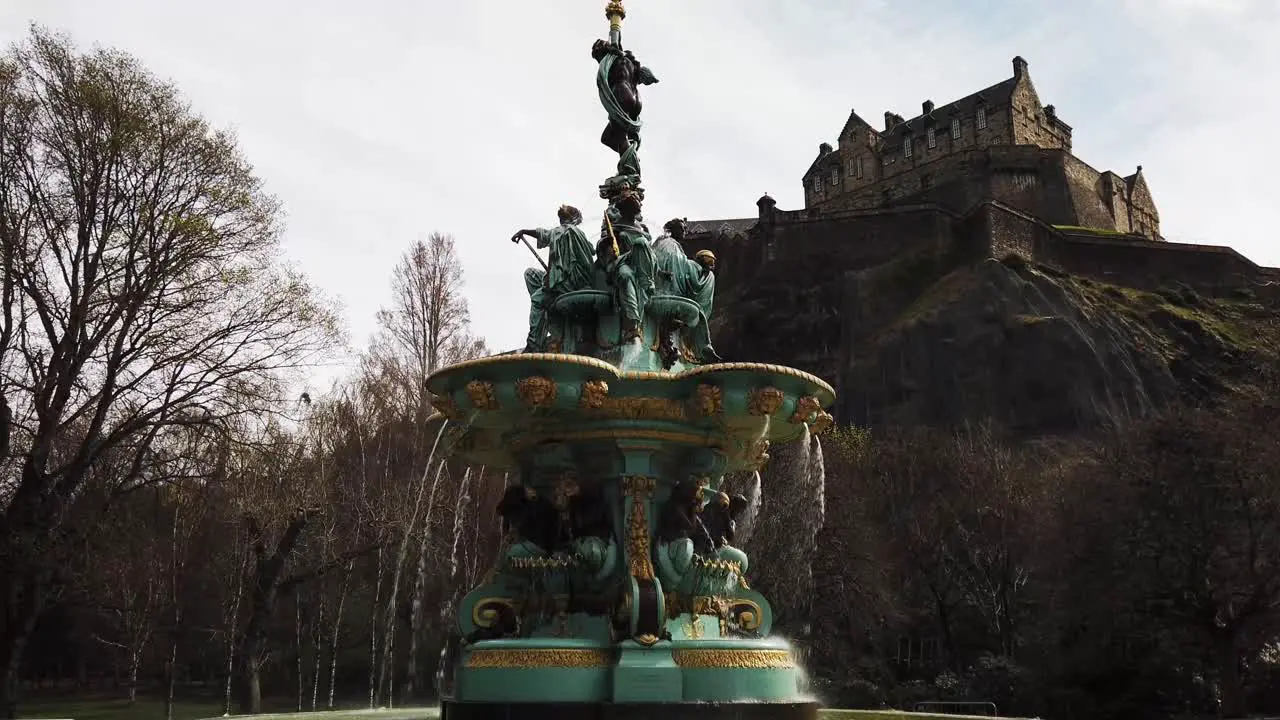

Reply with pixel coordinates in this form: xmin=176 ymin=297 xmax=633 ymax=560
xmin=424 ymin=352 xmax=835 ymax=472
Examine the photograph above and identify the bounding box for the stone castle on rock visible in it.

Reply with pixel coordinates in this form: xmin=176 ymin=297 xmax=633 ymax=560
xmin=682 ymin=56 xmax=1276 ymax=295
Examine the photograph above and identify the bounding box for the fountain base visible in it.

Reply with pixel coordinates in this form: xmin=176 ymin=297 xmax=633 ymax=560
xmin=441 ymin=700 xmax=820 ymax=720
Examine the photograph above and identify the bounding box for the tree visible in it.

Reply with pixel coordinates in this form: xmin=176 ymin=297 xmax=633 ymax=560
xmin=0 ymin=27 xmax=340 ymax=717
xmin=375 ymin=233 xmax=479 ymax=395
xmin=1078 ymin=389 xmax=1280 ymax=718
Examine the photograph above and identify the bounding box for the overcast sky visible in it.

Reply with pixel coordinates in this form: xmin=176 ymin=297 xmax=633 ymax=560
xmin=3 ymin=0 xmax=1277 ymax=390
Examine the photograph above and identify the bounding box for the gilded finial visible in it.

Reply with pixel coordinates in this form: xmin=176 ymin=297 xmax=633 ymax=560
xmin=606 ymin=0 xmax=626 ymax=21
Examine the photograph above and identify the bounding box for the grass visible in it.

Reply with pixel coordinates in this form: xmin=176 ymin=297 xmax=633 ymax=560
xmin=14 ymin=698 xmax=1028 ymax=720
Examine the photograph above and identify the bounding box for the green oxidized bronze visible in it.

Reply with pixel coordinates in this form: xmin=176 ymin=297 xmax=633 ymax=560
xmin=435 ymin=2 xmax=834 ymax=717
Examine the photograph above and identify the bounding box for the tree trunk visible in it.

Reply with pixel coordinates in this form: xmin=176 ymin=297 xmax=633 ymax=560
xmin=127 ymin=649 xmax=141 ymax=704
xmin=329 ymin=561 xmax=353 ymax=710
xmin=311 ymin=590 xmax=324 ymax=710
xmin=368 ymin=547 xmax=385 ymax=709
xmin=236 ymin=609 xmax=267 ymax=715
xmin=222 ymin=552 xmax=247 ymax=717
xmin=1215 ymin=632 xmax=1247 ymax=718
xmin=163 ymin=630 xmax=177 ymax=720
xmin=295 ymin=598 xmax=304 ymax=711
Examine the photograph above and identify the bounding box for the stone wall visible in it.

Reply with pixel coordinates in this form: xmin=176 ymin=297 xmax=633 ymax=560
xmin=1042 ymin=233 xmax=1264 ymax=292
xmin=1009 ymin=72 xmax=1072 ymax=150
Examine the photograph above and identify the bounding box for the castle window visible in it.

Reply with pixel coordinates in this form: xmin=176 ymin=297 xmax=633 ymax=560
xmin=903 ymin=137 xmax=913 ymax=159
xmin=977 ymin=106 xmax=988 ymax=130
xmin=926 ymin=127 xmax=936 ymax=149
xmin=830 ymin=168 xmax=840 ymax=186
xmin=855 ymin=155 xmax=864 ymax=178
xmin=814 ymin=175 xmax=823 ymax=193
xmin=951 ymin=118 xmax=961 ymax=139
xmin=847 ymin=159 xmax=855 ymax=177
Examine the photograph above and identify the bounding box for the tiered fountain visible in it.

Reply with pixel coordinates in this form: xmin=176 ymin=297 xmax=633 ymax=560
xmin=429 ymin=3 xmax=835 ymax=718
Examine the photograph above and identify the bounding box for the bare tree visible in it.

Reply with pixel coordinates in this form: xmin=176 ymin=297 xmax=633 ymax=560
xmin=0 ymin=27 xmax=341 ymax=717
xmin=375 ymin=233 xmax=474 ymax=396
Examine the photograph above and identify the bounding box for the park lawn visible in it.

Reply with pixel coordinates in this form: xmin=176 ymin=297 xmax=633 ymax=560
xmin=17 ymin=697 xmax=223 ymax=719
xmin=16 ymin=700 xmax=1017 ymax=720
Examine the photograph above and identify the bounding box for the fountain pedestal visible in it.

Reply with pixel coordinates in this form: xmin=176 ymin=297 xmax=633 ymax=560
xmin=428 ymin=340 xmax=833 ymax=718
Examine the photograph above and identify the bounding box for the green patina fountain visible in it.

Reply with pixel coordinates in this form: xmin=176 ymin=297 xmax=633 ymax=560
xmin=429 ymin=3 xmax=835 ymax=718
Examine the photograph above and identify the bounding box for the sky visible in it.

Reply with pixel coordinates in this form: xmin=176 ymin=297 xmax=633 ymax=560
xmin=2 ymin=0 xmax=1278 ymax=392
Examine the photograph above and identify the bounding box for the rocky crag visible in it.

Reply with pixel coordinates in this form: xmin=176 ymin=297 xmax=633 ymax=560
xmin=711 ymin=248 xmax=1280 ymax=437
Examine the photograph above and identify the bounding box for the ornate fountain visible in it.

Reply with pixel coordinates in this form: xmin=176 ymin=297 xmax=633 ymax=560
xmin=429 ymin=3 xmax=835 ymax=718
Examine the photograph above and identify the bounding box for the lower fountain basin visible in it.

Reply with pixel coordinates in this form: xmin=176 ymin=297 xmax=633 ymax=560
xmin=444 ymin=637 xmax=816 ymax=720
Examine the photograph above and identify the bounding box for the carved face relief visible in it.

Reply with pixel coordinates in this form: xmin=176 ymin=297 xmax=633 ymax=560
xmin=466 ymin=380 xmax=499 ymax=411
xmin=747 ymin=387 xmax=785 ymax=417
xmin=516 ymin=376 xmax=558 ymax=409
xmin=694 ymin=384 xmax=723 ymax=417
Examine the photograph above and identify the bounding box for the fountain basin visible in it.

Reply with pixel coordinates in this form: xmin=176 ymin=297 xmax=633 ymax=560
xmin=425 ymin=353 xmax=835 ymax=473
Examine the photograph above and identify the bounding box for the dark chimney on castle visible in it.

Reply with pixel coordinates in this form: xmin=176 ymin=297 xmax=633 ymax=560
xmin=1044 ymin=104 xmax=1056 ymax=119
xmin=818 ymin=142 xmax=833 ymax=156
xmin=884 ymin=111 xmax=896 ymax=130
xmin=922 ymin=100 xmax=935 ymax=115
xmin=1012 ymin=55 xmax=1028 ymax=78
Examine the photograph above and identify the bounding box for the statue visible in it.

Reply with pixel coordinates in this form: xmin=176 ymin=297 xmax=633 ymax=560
xmin=657 ymin=478 xmax=713 ymax=550
xmin=597 ymin=191 xmax=656 ymax=341
xmin=652 ymin=218 xmax=690 ymax=295
xmin=592 ymin=39 xmax=658 ymax=162
xmin=569 ymin=484 xmax=612 ymax=541
xmin=695 ymin=491 xmax=749 ymax=555
xmin=496 ymin=485 xmax=562 ymax=554
xmin=511 ymin=205 xmax=596 ymax=352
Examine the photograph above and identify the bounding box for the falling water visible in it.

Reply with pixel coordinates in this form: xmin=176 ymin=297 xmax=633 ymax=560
xmin=742 ymin=424 xmax=826 ymax=638
xmin=434 ymin=467 xmax=474 ymax=698
xmin=398 ymin=419 xmax=450 ymax=706
xmin=733 ymin=471 xmax=763 ymax=545
xmin=445 ymin=468 xmax=473 ymax=582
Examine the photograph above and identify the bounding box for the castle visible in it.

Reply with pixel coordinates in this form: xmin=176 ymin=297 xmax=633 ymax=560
xmin=800 ymin=56 xmax=1158 ymax=239
xmin=682 ymin=56 xmax=1275 ymax=298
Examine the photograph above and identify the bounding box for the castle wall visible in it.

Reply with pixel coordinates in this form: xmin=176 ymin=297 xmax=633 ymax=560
xmin=1009 ymin=77 xmax=1071 ymax=150
xmin=1060 ymin=154 xmax=1124 ymax=231
xmin=1128 ymin=176 xmax=1159 ymax=238
xmin=1041 ymin=233 xmax=1262 ymax=291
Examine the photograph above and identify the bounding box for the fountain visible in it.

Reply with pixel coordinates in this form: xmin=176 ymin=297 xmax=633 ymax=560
xmin=428 ymin=2 xmax=836 ymax=718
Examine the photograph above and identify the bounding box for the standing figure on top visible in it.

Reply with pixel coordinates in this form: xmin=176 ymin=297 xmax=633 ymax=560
xmin=511 ymin=205 xmax=596 ymax=353
xmin=592 ymin=38 xmax=658 ymax=160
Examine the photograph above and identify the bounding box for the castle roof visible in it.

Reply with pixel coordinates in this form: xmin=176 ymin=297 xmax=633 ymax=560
xmin=886 ymin=76 xmax=1018 ymax=136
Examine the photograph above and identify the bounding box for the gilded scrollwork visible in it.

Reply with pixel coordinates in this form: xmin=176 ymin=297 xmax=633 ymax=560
xmin=671 ymin=648 xmax=793 ymax=669
xmin=589 ymin=395 xmax=687 ymax=422
xmin=810 ymin=410 xmax=834 ymax=436
xmin=693 ymin=383 xmax=723 ymax=416
xmin=729 ymin=597 xmax=765 ymax=632
xmin=465 ymin=380 xmax=499 ymax=411
xmin=471 ymin=597 xmax=517 ymax=629
xmin=515 ymin=376 xmax=558 ymax=409
xmin=464 ymin=648 xmax=612 ymax=668
xmin=579 ymin=380 xmax=610 ymax=409
xmin=746 ymin=386 xmax=785 ymax=417
xmin=623 ymin=476 xmax=657 ymax=581
xmin=789 ymin=395 xmax=821 ymax=424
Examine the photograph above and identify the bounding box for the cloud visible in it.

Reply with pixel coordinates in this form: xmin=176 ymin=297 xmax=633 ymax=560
xmin=2 ymin=0 xmax=1275 ymax=387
